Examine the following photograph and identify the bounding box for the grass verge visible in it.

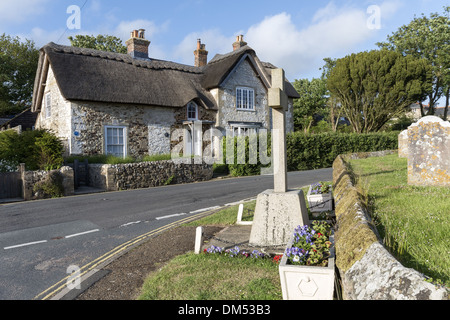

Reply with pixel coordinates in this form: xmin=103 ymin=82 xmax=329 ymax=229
xmin=137 ymin=253 xmax=281 ymax=300
xmin=348 ymin=154 xmax=450 ymax=287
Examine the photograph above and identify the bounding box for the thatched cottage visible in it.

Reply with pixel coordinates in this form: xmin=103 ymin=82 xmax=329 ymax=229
xmin=31 ymin=30 xmax=299 ymax=159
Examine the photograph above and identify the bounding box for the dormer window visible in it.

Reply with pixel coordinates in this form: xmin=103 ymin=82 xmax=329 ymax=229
xmin=187 ymin=101 xmax=198 ymax=120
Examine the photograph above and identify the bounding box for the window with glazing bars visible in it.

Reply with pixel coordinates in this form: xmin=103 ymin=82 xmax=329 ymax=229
xmin=105 ymin=126 xmax=126 ymax=158
xmin=236 ymin=87 xmax=255 ymax=110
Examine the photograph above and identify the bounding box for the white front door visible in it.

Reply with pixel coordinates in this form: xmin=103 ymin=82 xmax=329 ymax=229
xmin=193 ymin=121 xmax=202 ymax=156
xmin=184 ymin=122 xmax=203 ymax=157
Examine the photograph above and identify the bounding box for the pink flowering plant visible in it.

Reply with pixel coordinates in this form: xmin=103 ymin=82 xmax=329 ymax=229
xmin=310 ymin=181 xmax=332 ymax=195
xmin=204 ymin=245 xmax=266 ymax=259
xmin=285 ymin=220 xmax=332 ymax=267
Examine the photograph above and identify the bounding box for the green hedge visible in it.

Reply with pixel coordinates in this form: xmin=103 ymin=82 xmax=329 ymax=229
xmin=0 ymin=129 xmax=64 ymax=171
xmin=222 ymin=131 xmax=399 ymax=175
xmin=286 ymin=131 xmax=399 ymax=171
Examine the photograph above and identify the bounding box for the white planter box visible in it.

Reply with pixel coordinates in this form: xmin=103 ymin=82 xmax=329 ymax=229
xmin=279 ymin=235 xmax=335 ymax=300
xmin=307 ymin=185 xmax=333 ymax=213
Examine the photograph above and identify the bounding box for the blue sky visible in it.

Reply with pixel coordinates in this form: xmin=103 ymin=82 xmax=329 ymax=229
xmin=0 ymin=0 xmax=447 ymax=84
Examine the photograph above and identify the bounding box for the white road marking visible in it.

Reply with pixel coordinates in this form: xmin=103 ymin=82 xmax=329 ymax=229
xmin=155 ymin=213 xmax=187 ymax=220
xmin=189 ymin=206 xmax=220 ymax=214
xmin=120 ymin=221 xmax=141 ymax=227
xmin=64 ymin=229 xmax=100 ymax=239
xmin=4 ymin=240 xmax=48 ymax=250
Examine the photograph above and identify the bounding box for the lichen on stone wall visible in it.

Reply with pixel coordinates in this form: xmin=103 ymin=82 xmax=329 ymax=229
xmin=333 ymin=155 xmax=379 ymax=273
xmin=332 ymin=152 xmax=448 ymax=300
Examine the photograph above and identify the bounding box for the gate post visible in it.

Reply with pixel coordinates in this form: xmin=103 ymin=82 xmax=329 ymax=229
xmin=19 ymin=163 xmax=28 ymax=200
xmin=73 ymin=159 xmax=79 ymax=189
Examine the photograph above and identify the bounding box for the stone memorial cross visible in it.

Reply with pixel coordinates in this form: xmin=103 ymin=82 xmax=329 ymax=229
xmin=248 ymin=68 xmax=309 ymax=247
xmin=268 ymin=68 xmax=288 ymax=193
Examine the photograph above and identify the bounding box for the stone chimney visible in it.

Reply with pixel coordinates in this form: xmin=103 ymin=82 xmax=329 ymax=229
xmin=126 ymin=29 xmax=151 ymax=60
xmin=233 ymin=35 xmax=247 ymax=51
xmin=194 ymin=39 xmax=208 ymax=67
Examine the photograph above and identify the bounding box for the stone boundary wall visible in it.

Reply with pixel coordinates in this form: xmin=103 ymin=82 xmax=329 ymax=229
xmin=21 ymin=165 xmax=74 ymax=200
xmin=332 ymin=151 xmax=448 ymax=300
xmin=89 ymin=160 xmax=214 ymax=191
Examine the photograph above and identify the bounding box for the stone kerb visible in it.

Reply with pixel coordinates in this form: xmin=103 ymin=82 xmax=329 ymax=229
xmin=406 ymin=116 xmax=450 ymax=187
xmin=332 ymin=153 xmax=447 ymax=300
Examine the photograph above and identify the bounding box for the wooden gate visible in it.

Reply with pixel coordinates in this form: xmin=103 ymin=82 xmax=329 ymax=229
xmin=0 ymin=172 xmax=22 ymax=199
xmin=72 ymin=159 xmax=90 ymax=189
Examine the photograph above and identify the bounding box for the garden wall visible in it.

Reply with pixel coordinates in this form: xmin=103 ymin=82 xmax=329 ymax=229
xmin=332 ymin=151 xmax=447 ymax=300
xmin=21 ymin=164 xmax=74 ymax=200
xmin=88 ymin=159 xmax=214 ymax=191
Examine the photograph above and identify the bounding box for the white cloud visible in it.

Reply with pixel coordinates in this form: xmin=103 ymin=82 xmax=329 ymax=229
xmin=245 ymin=7 xmax=376 ymax=80
xmin=0 ymin=0 xmax=49 ymax=24
xmin=27 ymin=27 xmax=66 ymax=47
xmin=170 ymin=2 xmax=398 ymax=79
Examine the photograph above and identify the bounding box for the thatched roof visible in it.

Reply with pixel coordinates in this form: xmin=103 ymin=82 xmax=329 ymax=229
xmin=32 ymin=42 xmax=216 ymax=111
xmin=32 ymin=42 xmax=299 ymax=112
xmin=0 ymin=108 xmax=38 ymax=131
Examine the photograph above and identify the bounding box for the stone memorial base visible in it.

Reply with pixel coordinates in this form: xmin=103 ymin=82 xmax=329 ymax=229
xmin=249 ymin=189 xmax=309 ymax=247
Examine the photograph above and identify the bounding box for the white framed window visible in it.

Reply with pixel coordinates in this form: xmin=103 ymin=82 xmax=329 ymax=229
xmin=236 ymin=87 xmax=255 ymax=110
xmin=187 ymin=101 xmax=198 ymax=120
xmin=45 ymin=92 xmax=51 ymax=118
xmin=105 ymin=126 xmax=127 ymax=158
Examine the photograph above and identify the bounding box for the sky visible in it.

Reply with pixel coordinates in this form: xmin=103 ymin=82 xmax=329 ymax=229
xmin=0 ymin=0 xmax=448 ymax=85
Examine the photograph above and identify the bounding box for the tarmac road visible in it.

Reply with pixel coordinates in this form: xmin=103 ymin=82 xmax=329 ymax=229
xmin=0 ymin=168 xmax=332 ymax=300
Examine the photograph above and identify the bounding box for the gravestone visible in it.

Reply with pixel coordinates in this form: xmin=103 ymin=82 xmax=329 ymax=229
xmin=398 ymin=129 xmax=408 ymax=158
xmin=407 ymin=116 xmax=450 ymax=187
xmin=249 ymin=69 xmax=309 ymax=247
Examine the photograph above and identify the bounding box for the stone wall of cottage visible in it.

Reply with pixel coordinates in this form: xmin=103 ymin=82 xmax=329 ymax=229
xmin=88 ymin=160 xmax=213 ymax=191
xmin=212 ymin=58 xmax=295 ymax=134
xmin=70 ymin=101 xmax=175 ymax=158
xmin=35 ymin=66 xmax=72 ymax=155
xmin=215 ymin=58 xmax=270 ymax=133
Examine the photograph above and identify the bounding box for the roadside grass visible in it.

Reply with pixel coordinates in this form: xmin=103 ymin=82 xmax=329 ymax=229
xmin=137 ymin=199 xmax=284 ymax=300
xmin=348 ymin=154 xmax=450 ymax=287
xmin=137 ymin=253 xmax=281 ymax=300
xmin=138 ymin=183 xmax=332 ymax=300
xmin=186 ymin=200 xmax=257 ymax=227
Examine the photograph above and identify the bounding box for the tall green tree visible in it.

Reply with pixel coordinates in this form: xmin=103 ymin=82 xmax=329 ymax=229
xmin=68 ymin=34 xmax=127 ymax=54
xmin=327 ymin=50 xmax=432 ymax=133
xmin=377 ymin=6 xmax=450 ymax=119
xmin=0 ymin=34 xmax=39 ymax=117
xmin=320 ymin=57 xmax=342 ymax=131
xmin=292 ymin=78 xmax=328 ymax=133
